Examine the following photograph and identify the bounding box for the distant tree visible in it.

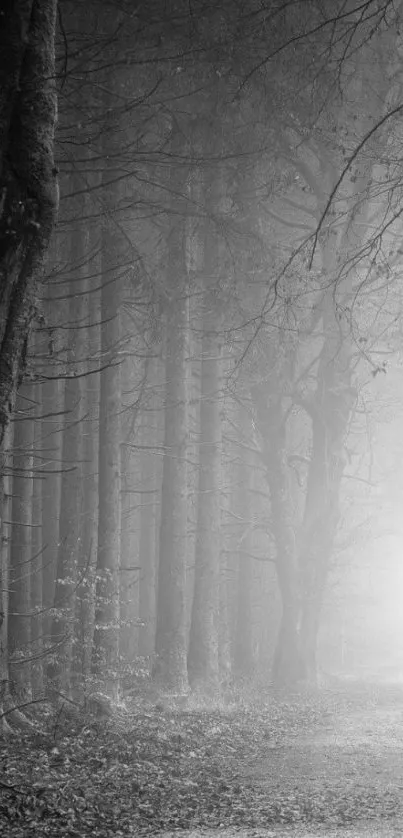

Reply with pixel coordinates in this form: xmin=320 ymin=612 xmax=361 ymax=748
xmin=91 ymin=101 xmax=124 ymax=699
xmin=48 ymin=195 xmax=87 ymax=698
xmin=187 ymin=135 xmax=224 ymax=689
xmin=153 ymin=121 xmax=190 ymax=692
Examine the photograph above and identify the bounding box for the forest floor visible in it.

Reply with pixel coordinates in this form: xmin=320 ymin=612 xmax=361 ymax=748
xmin=1 ymin=677 xmax=403 ymax=837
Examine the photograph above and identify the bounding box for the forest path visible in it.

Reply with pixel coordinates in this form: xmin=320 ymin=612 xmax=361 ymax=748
xmin=159 ymin=681 xmax=403 ymax=838
xmin=3 ymin=680 xmax=403 ymax=836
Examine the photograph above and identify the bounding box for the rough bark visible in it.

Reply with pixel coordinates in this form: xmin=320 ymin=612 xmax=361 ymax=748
xmin=0 ymin=422 xmax=12 ymax=730
xmin=0 ymin=1 xmax=58 ymax=714
xmin=0 ymin=0 xmax=59 ymax=450
xmin=8 ymin=390 xmax=34 ymax=699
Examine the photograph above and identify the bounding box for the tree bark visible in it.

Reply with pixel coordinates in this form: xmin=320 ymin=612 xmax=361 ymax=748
xmin=253 ymin=389 xmax=304 ymax=687
xmin=233 ymin=406 xmax=255 ymax=675
xmin=0 ymin=1 xmax=58 ymax=714
xmin=138 ymin=403 xmax=157 ymax=658
xmin=30 ymin=376 xmax=43 ymax=697
xmin=154 ymin=125 xmax=189 ymax=692
xmin=92 ymin=140 xmax=122 ymax=700
xmin=8 ymin=390 xmax=34 ymax=699
xmin=187 ymin=304 xmax=222 ymax=688
xmin=48 ymin=267 xmax=85 ymax=696
xmin=0 ymin=0 xmax=58 ymax=450
xmin=298 ymin=300 xmax=355 ymax=681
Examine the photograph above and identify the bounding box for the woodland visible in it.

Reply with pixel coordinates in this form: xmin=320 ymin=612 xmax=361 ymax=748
xmin=2 ymin=1 xmax=403 ymax=836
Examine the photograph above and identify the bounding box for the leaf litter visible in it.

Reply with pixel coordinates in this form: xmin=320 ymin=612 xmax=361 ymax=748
xmin=1 ymin=681 xmax=403 ymax=837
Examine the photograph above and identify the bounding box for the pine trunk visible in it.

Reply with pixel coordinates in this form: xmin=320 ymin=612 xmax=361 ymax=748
xmin=154 ymin=125 xmax=189 ymax=691
xmin=92 ymin=152 xmax=122 ymax=698
xmin=187 ymin=317 xmax=222 ymax=688
xmin=0 ymin=1 xmax=58 ymax=449
xmin=8 ymin=390 xmax=34 ymax=699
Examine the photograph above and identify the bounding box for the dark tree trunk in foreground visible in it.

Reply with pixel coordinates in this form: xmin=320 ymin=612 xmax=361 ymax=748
xmin=0 ymin=423 xmax=13 ymax=727
xmin=0 ymin=1 xmax=58 ymax=449
xmin=0 ymin=3 xmax=58 ymax=716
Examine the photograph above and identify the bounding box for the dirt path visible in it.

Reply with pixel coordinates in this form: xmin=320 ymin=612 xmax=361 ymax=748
xmin=160 ymin=684 xmax=403 ymax=838
xmin=3 ymin=682 xmax=403 ymax=837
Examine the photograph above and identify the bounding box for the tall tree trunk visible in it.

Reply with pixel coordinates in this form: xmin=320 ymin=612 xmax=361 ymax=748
xmin=48 ymin=208 xmax=87 ymax=697
xmin=138 ymin=403 xmax=157 ymax=658
xmin=72 ymin=193 xmax=99 ymax=696
xmin=48 ymin=370 xmax=83 ymax=697
xmin=92 ymin=144 xmax=122 ymax=700
xmin=154 ymin=125 xmax=189 ymax=692
xmin=30 ymin=376 xmax=43 ymax=697
xmin=296 ymin=43 xmax=386 ymax=683
xmin=298 ymin=301 xmax=355 ymax=681
xmin=0 ymin=1 xmax=58 ymax=450
xmin=39 ymin=270 xmax=62 ymax=642
xmin=187 ymin=129 xmax=224 ymax=690
xmin=0 ymin=422 xmax=13 ymax=729
xmin=8 ymin=390 xmax=34 ymax=700
xmin=233 ymin=407 xmax=254 ymax=675
xmin=74 ymin=324 xmax=99 ymax=690
xmin=187 ymin=301 xmax=222 ymax=688
xmin=253 ymin=390 xmax=303 ymax=687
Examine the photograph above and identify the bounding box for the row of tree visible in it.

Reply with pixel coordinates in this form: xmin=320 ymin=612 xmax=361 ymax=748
xmin=1 ymin=1 xmax=403 ymax=720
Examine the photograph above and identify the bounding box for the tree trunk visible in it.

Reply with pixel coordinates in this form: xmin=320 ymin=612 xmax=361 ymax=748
xmin=138 ymin=404 xmax=157 ymax=658
xmin=187 ymin=306 xmax=222 ymax=689
xmin=72 ymin=194 xmax=99 ymax=696
xmin=154 ymin=296 xmax=189 ymax=690
xmin=233 ymin=407 xmax=254 ymax=675
xmin=0 ymin=422 xmax=12 ymax=730
xmin=253 ymin=390 xmax=303 ymax=687
xmin=30 ymin=376 xmax=43 ymax=697
xmin=48 ymin=355 xmax=83 ymax=696
xmin=92 ymin=145 xmax=122 ymax=700
xmin=0 ymin=1 xmax=58 ymax=717
xmin=299 ymin=302 xmax=355 ymax=681
xmin=0 ymin=1 xmax=58 ymax=450
xmin=8 ymin=391 xmax=34 ymax=700
xmin=48 ymin=194 xmax=91 ymax=696
xmin=154 ymin=125 xmax=189 ymax=692
xmin=39 ymin=285 xmax=61 ymax=643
